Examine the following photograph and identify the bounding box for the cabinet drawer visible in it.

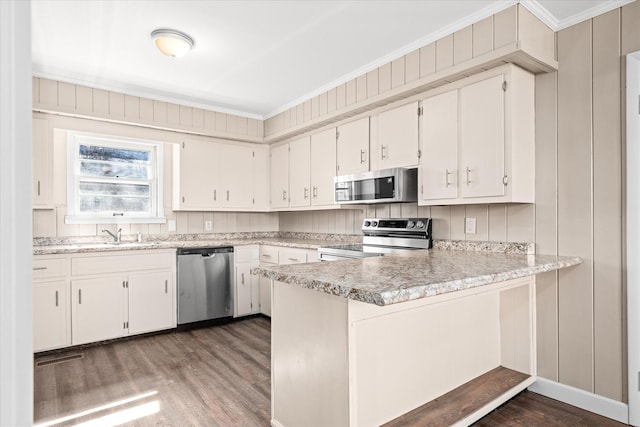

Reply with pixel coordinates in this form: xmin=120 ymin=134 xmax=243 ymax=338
xmin=33 ymin=257 xmax=67 ymax=280
xmin=72 ymin=251 xmax=175 ymax=276
xmin=235 ymin=245 xmax=259 ymax=263
xmin=260 ymin=246 xmax=279 ymax=264
xmin=279 ymin=249 xmax=308 ymax=265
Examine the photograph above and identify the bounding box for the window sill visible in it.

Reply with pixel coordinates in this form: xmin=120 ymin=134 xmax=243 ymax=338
xmin=65 ymin=216 xmax=166 ymax=225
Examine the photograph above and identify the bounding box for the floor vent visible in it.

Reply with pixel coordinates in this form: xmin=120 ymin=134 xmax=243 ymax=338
xmin=35 ymin=353 xmax=84 ymax=367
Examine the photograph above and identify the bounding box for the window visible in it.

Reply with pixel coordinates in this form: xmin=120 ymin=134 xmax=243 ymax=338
xmin=66 ymin=132 xmax=165 ymax=224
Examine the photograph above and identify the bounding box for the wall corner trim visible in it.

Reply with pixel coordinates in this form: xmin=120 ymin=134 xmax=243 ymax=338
xmin=528 ymin=377 xmax=629 ymax=424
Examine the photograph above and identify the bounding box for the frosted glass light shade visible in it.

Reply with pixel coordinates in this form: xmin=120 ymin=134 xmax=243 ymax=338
xmin=151 ymin=29 xmax=194 ymax=58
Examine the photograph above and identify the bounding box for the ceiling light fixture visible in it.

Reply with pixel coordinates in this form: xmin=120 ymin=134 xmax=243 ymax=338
xmin=150 ymin=29 xmax=194 ymax=58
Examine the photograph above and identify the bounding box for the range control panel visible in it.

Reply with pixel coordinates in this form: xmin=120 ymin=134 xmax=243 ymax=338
xmin=362 ymin=218 xmax=431 ymax=232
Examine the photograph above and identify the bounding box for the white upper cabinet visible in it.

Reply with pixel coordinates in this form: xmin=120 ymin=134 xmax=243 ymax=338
xmin=289 ymin=136 xmax=311 ymax=208
xmin=371 ymin=101 xmax=420 ymax=170
xmin=252 ymin=146 xmax=270 ymax=210
xmin=270 ymin=143 xmax=290 ymax=209
xmin=459 ymin=74 xmax=505 ymax=199
xmin=310 ymin=127 xmax=336 ymax=206
xmin=420 ymin=90 xmax=458 ymax=201
xmin=221 ymin=144 xmax=254 ymax=209
xmin=174 ymin=139 xmax=269 ymax=211
xmin=418 ymin=64 xmax=534 ymax=206
xmin=336 ymin=117 xmax=369 ymax=175
xmin=32 ymin=114 xmax=53 ymax=208
xmin=174 ymin=139 xmax=221 ymax=210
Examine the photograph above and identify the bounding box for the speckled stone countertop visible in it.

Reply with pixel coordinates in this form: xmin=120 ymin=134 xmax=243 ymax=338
xmin=32 ymin=232 xmax=360 ymax=255
xmin=253 ymin=250 xmax=582 ymax=306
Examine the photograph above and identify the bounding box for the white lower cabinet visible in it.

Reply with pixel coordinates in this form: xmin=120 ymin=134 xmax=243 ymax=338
xmin=234 ymin=245 xmax=260 ymax=317
xmin=257 ymin=246 xmax=320 ymax=317
xmin=33 ymin=255 xmax=70 ymax=352
xmin=33 ymin=280 xmax=69 ymax=352
xmin=128 ymin=271 xmax=174 ymax=335
xmin=33 ymin=250 xmax=176 ymax=352
xmin=72 ymin=276 xmax=126 ymax=345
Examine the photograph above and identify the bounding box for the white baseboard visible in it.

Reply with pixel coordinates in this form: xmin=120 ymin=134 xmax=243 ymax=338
xmin=528 ymin=377 xmax=629 ymax=424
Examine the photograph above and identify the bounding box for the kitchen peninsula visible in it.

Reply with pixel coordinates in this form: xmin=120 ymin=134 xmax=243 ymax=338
xmin=254 ymin=249 xmax=581 ymax=427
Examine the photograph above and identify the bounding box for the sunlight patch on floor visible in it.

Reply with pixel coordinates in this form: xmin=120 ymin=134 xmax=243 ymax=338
xmin=33 ymin=390 xmax=159 ymax=427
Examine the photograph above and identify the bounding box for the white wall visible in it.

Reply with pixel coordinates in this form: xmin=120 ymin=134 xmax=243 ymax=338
xmin=0 ymin=1 xmax=33 ymax=425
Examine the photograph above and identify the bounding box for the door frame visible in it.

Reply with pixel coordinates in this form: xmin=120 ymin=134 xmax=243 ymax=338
xmin=626 ymin=50 xmax=640 ymax=426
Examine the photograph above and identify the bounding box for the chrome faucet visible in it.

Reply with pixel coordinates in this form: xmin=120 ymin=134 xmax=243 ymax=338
xmin=102 ymin=228 xmax=122 ymax=243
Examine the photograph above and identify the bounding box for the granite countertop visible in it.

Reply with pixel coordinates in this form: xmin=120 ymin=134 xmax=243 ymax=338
xmin=32 ymin=235 xmax=353 ymax=255
xmin=253 ymin=250 xmax=582 ymax=306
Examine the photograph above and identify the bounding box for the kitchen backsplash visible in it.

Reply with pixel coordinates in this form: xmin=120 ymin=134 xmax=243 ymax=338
xmin=32 ymin=208 xmax=279 ymax=238
xmin=279 ymin=202 xmax=534 ymax=243
xmin=34 ymin=202 xmax=534 ymax=242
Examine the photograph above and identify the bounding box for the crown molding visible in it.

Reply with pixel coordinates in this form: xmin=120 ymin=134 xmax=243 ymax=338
xmin=521 ymin=0 xmax=636 ymax=31
xmin=264 ymin=0 xmax=518 ymax=119
xmin=32 ymin=68 xmax=264 ymax=121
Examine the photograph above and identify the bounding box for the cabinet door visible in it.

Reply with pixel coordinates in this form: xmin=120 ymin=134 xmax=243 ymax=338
xmin=221 ymin=144 xmax=253 ymax=209
xmin=128 ymin=271 xmax=174 ymax=335
xmin=235 ymin=262 xmax=253 ymax=316
xmin=311 ymin=128 xmax=337 ymax=206
xmin=337 ymin=117 xmax=369 ymax=175
xmin=32 ymin=115 xmax=52 ymax=207
xmin=375 ymin=101 xmax=419 ymax=169
xmin=270 ymin=144 xmax=289 ymax=209
xmin=289 ymin=136 xmax=311 ymax=207
xmin=420 ymin=90 xmax=458 ymax=201
xmin=176 ymin=140 xmax=221 ymax=209
xmin=253 ymin=147 xmax=270 ymax=210
xmin=33 ymin=280 xmax=68 ymax=352
xmin=259 ymin=275 xmax=272 ymax=317
xmin=460 ymin=75 xmax=505 ymax=198
xmin=72 ymin=277 xmax=125 ymax=345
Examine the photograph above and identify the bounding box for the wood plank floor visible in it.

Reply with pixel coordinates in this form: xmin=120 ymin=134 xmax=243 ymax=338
xmin=34 ymin=317 xmax=628 ymax=426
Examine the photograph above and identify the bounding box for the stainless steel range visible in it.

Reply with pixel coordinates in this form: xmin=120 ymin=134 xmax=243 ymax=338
xmin=318 ymin=218 xmax=432 ymax=261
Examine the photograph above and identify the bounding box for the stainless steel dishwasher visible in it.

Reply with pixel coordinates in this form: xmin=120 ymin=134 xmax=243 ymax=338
xmin=177 ymin=247 xmax=234 ymax=325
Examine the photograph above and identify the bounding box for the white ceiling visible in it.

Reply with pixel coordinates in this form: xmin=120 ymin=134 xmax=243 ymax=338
xmin=31 ymin=0 xmax=633 ymax=119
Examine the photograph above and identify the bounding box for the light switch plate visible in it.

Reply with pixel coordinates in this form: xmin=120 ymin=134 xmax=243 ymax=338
xmin=167 ymin=220 xmax=176 ymax=232
xmin=205 ymin=220 xmax=213 ymax=231
xmin=465 ymin=217 xmax=477 ymax=234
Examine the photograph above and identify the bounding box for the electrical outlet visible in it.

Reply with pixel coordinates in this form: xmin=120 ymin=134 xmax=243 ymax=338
xmin=167 ymin=220 xmax=176 ymax=232
xmin=205 ymin=220 xmax=213 ymax=231
xmin=465 ymin=217 xmax=477 ymax=234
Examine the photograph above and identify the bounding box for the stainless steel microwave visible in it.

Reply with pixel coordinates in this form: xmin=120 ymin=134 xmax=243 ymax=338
xmin=334 ymin=167 xmax=418 ymax=204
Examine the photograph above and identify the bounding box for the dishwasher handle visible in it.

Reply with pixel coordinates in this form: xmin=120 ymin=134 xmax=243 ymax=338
xmin=177 ymin=246 xmax=234 ymax=256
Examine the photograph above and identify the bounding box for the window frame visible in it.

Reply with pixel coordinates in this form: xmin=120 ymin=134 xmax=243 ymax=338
xmin=65 ymin=131 xmax=165 ymax=224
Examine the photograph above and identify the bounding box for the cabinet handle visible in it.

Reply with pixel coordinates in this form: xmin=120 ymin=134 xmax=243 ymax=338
xmin=360 ymin=149 xmax=366 ymax=164
xmin=262 ymin=254 xmax=271 ymax=259
xmin=33 ymin=266 xmax=47 ymax=271
xmin=165 ymin=280 xmax=168 ymax=294
xmin=182 ymin=196 xmax=185 ymax=203
xmin=381 ymin=145 xmax=387 ymax=160
xmin=282 ymin=190 xmax=287 ymax=200
xmin=214 ymin=189 xmax=217 ymax=201
xmin=226 ymin=190 xmax=230 ymax=201
xmin=241 ymin=273 xmax=245 ymax=284
xmin=312 ymin=186 xmax=317 ymax=198
xmin=304 ymin=187 xmax=308 ymax=199
xmin=55 ymin=290 xmax=58 ymax=307
xmin=37 ymin=180 xmax=41 ymax=196
xmin=465 ymin=167 xmax=471 ymax=186
xmin=288 ymin=257 xmax=299 ymax=262
xmin=420 ymin=184 xmax=423 ymax=195
xmin=78 ymin=289 xmax=82 ymax=305
xmin=445 ymin=169 xmax=452 ymax=187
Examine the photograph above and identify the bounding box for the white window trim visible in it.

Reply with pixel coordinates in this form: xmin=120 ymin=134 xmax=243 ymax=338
xmin=65 ymin=131 xmax=166 ymax=224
